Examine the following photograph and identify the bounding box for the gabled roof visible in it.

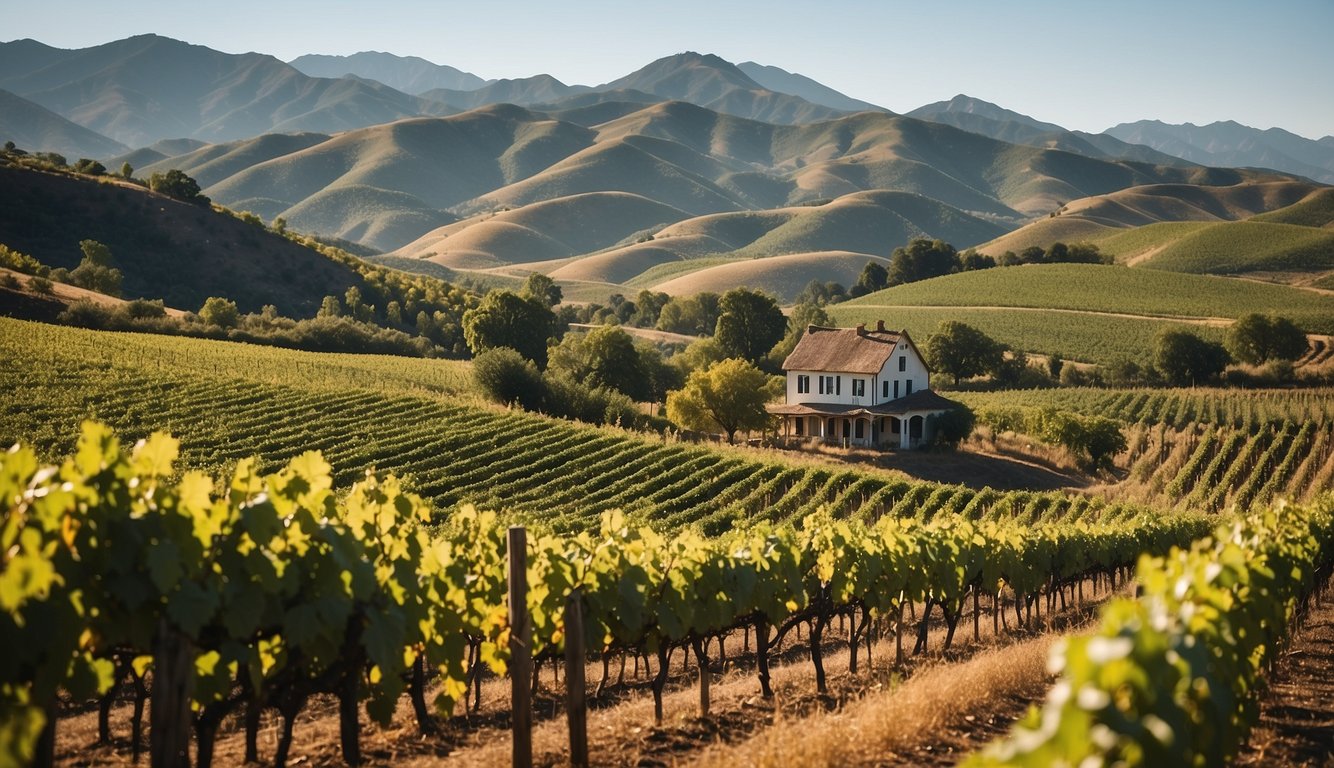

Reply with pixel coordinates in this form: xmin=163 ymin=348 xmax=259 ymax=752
xmin=782 ymin=323 xmax=905 ymax=374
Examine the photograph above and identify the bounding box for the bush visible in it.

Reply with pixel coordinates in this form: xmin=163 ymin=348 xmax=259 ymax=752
xmin=0 ymin=272 xmax=19 ymax=290
xmin=28 ymin=277 xmax=53 ymax=295
xmin=473 ymin=348 xmax=544 ymax=410
xmin=927 ymin=406 xmax=975 ymax=449
xmin=976 ymin=406 xmax=1126 ymax=470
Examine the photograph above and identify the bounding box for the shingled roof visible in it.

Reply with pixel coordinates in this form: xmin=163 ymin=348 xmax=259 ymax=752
xmin=782 ymin=323 xmax=904 ymax=374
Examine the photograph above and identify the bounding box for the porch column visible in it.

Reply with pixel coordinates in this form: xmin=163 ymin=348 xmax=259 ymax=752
xmin=899 ymin=415 xmax=909 ymax=450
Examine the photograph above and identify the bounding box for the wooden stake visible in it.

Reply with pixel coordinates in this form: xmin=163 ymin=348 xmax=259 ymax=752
xmin=564 ymin=591 xmax=588 ymax=768
xmin=508 ymin=526 xmax=532 ymax=768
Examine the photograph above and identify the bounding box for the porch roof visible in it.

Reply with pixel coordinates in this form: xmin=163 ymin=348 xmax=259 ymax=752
xmin=767 ymin=389 xmax=958 ymax=418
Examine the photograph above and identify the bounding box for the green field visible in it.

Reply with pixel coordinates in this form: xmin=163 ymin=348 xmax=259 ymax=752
xmin=1098 ymin=220 xmax=1334 ymax=275
xmin=839 ymin=263 xmax=1334 ymax=332
xmin=0 ymin=318 xmax=1136 ymax=534
xmin=827 ymin=304 xmax=1230 ymax=367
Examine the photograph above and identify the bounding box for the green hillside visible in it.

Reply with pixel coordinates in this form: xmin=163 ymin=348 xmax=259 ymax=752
xmin=840 ymin=263 xmax=1334 ymax=333
xmin=1111 ymin=221 xmax=1334 ymax=275
xmin=827 ymin=304 xmax=1229 ymax=367
xmin=0 ymin=162 xmax=368 ymax=315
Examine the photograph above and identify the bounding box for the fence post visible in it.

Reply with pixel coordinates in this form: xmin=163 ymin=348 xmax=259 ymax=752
xmin=508 ymin=526 xmax=532 ymax=768
xmin=150 ymin=618 xmax=193 ymax=768
xmin=564 ymin=590 xmax=588 ymax=767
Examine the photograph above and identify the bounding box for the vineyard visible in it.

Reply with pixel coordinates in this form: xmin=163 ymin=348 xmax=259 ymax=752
xmin=827 ymin=304 xmax=1231 ymax=366
xmin=956 ymin=386 xmax=1334 ymax=429
xmin=1 ymin=422 xmax=1212 ymax=767
xmin=0 ymin=319 xmax=1153 ymax=533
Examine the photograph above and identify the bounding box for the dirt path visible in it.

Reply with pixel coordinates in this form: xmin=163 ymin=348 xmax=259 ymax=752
xmin=1124 ymin=244 xmax=1168 ymax=267
xmin=1236 ymin=579 xmax=1334 ymax=767
xmin=848 ymin=303 xmax=1233 ymax=327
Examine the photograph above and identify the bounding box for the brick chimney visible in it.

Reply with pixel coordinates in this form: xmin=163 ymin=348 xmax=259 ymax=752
xmin=876 ymin=320 xmax=886 ymax=332
xmin=856 ymin=323 xmax=866 ymax=335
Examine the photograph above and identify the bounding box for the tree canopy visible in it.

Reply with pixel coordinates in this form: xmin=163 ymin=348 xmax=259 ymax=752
xmin=888 ymin=238 xmax=959 ymax=286
xmin=713 ymin=288 xmax=786 ymax=363
xmin=147 ymin=169 xmax=210 ymax=205
xmin=665 ymin=358 xmax=784 ymax=443
xmin=547 ymin=324 xmax=649 ymax=401
xmin=923 ymin=321 xmax=1005 ymax=385
xmin=1154 ymin=329 xmax=1231 ymax=386
xmin=1226 ymin=313 xmax=1308 ymax=365
xmin=462 ymin=290 xmax=556 ymax=366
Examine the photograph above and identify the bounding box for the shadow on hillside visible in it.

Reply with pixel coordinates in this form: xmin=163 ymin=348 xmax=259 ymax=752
xmin=872 ymin=447 xmax=1092 ymax=493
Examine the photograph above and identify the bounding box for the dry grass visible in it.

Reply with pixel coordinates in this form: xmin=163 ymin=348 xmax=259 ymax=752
xmin=686 ymin=635 xmax=1057 ymax=768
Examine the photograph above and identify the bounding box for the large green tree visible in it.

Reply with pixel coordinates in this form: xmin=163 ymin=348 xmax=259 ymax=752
xmin=666 ymin=358 xmax=784 ymax=443
xmin=1154 ymin=329 xmax=1231 ymax=386
xmin=923 ymin=321 xmax=1005 ymax=385
xmin=714 ymin=288 xmax=786 ymax=363
xmin=69 ymin=239 xmax=122 ymax=296
xmin=147 ymin=169 xmax=210 ymax=205
xmin=547 ymin=324 xmax=649 ymax=400
xmin=462 ymin=290 xmax=556 ymax=366
xmin=887 ymin=238 xmax=960 ymax=286
xmin=656 ymin=292 xmax=721 ymax=336
xmin=1226 ymin=313 xmax=1308 ymax=365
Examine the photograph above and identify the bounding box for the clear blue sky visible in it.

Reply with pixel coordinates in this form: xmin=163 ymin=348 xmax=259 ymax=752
xmin=7 ymin=0 xmax=1333 ymax=138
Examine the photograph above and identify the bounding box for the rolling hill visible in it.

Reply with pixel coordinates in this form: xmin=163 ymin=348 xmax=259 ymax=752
xmin=0 ymin=35 xmax=455 ymax=147
xmin=126 ymin=96 xmax=1302 ymax=258
xmin=0 ymin=89 xmax=128 ymax=158
xmin=648 ymin=250 xmax=891 ymax=301
xmin=977 ymin=180 xmax=1329 ymax=256
xmin=0 ymin=161 xmax=371 ymax=315
xmin=288 ymin=51 xmax=487 ymax=93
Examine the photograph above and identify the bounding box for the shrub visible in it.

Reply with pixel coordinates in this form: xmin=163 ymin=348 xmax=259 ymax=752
xmin=473 ymin=347 xmax=544 ymax=410
xmin=927 ymin=405 xmax=976 ymax=449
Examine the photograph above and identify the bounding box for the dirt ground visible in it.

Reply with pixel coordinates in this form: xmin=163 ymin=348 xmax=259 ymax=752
xmin=1237 ymin=580 xmax=1334 ymax=768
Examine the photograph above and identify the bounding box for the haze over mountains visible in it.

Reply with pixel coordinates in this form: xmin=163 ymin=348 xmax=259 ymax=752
xmin=1 ymin=33 xmax=1329 ymax=298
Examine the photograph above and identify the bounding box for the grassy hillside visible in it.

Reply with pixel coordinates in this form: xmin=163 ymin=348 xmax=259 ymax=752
xmin=394 ymin=192 xmax=690 ymax=268
xmin=651 ymin=251 xmax=891 ymax=302
xmin=0 ymin=88 xmax=128 ymax=158
xmin=827 ymin=304 xmax=1229 ymax=367
xmin=841 ymin=263 xmax=1334 ymax=332
xmin=1107 ymin=221 xmax=1334 ymax=276
xmin=0 ymin=161 xmax=368 ymax=315
xmin=1250 ymin=187 xmax=1334 ymax=228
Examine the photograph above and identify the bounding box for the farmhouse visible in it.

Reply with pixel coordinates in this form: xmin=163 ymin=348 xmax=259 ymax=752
xmin=768 ymin=321 xmax=956 ymax=449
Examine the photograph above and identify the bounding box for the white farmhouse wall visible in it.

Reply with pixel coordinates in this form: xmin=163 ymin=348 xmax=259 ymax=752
xmin=871 ymin=343 xmax=930 ymax=405
xmin=785 ymin=340 xmax=931 ymax=406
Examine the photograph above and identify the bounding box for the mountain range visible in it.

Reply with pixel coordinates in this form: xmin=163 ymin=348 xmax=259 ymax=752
xmin=1 ymin=33 xmax=1329 ymax=301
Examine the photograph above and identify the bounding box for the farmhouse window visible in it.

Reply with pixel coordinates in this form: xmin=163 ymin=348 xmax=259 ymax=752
xmin=899 ymin=356 xmax=906 ymax=372
xmin=852 ymin=379 xmax=865 ymax=397
xmin=906 ymin=380 xmax=914 ymax=395
xmin=797 ymin=375 xmax=810 ymax=394
xmin=882 ymin=380 xmax=889 ymax=398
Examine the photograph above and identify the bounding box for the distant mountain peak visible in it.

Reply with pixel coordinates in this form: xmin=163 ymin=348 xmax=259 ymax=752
xmin=908 ymin=94 xmax=1064 ymax=133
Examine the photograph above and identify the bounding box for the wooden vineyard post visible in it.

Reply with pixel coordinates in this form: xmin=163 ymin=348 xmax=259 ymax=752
xmin=564 ymin=590 xmax=589 ymax=767
xmin=151 ymin=618 xmax=193 ymax=768
xmin=508 ymin=526 xmax=532 ymax=768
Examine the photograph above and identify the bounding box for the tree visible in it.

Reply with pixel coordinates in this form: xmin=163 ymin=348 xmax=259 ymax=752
xmin=147 ymin=169 xmax=210 ymax=205
xmin=927 ymin=405 xmax=975 ymax=449
xmin=887 ymin=238 xmax=960 ymax=286
xmin=855 ymin=261 xmax=889 ymax=294
xmin=318 ymin=295 xmax=342 ymax=318
xmin=69 ymin=239 xmax=122 ymax=296
xmin=923 ymin=321 xmax=1005 ymax=385
xmin=714 ymin=288 xmax=786 ymax=363
xmin=1154 ymin=330 xmax=1230 ymax=386
xmin=666 ymin=358 xmax=784 ymax=443
xmin=547 ymin=324 xmax=649 ymax=400
xmin=657 ymin=292 xmax=721 ymax=336
xmin=199 ymin=297 xmax=239 ymax=328
xmin=631 ymin=290 xmax=670 ymax=328
xmin=959 ymin=249 xmax=996 ymax=271
xmin=73 ymin=158 xmax=106 ymax=175
xmin=119 ymin=161 xmax=133 ymax=179
xmin=473 ymin=347 xmax=544 ymax=410
xmin=1226 ymin=313 xmax=1308 ymax=365
xmin=768 ymin=302 xmax=831 ymax=363
xmin=521 ymin=273 xmax=562 ymax=308
xmin=462 ymin=290 xmax=555 ymax=366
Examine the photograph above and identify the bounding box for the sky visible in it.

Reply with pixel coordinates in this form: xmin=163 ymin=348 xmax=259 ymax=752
xmin=6 ymin=0 xmax=1333 ymax=139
